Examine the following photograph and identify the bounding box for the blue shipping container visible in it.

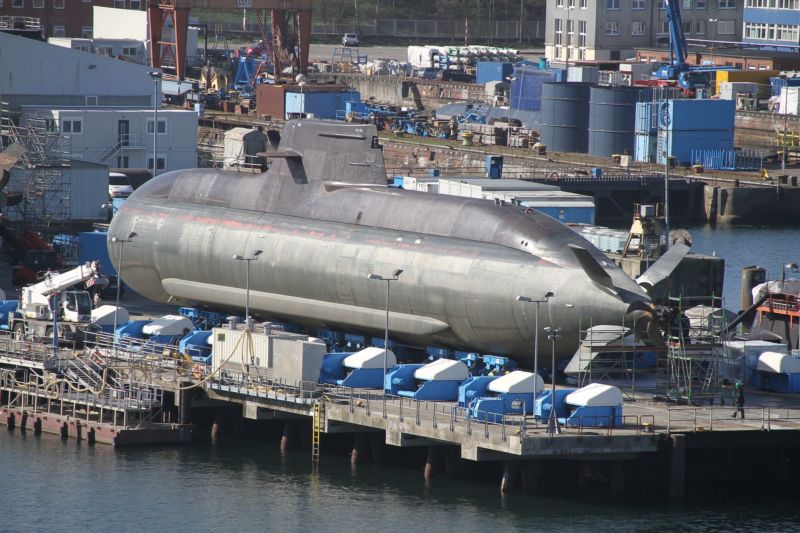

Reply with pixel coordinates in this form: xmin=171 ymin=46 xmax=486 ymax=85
xmin=285 ymin=90 xmax=361 ymax=120
xmin=657 ymin=130 xmax=734 ymax=165
xmin=79 ymin=231 xmax=115 ymax=276
xmin=634 ymin=133 xmax=657 ymax=163
xmin=661 ymin=99 xmax=735 ymax=132
xmin=476 ymin=62 xmax=514 ymax=85
xmin=635 ymin=101 xmax=658 ymax=134
xmin=510 ymin=66 xmax=554 ymax=111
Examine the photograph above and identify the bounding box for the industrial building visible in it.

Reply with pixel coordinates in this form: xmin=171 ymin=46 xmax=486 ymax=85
xmin=0 ymin=0 xmax=144 ymax=39
xmin=544 ymin=0 xmax=743 ymax=62
xmin=20 ymin=106 xmax=198 ymax=172
xmin=0 ymin=31 xmax=155 ymax=107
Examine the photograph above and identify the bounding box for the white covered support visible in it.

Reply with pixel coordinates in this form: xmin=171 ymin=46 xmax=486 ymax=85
xmin=91 ymin=305 xmax=129 ymax=326
xmin=414 ymin=359 xmax=469 ymax=382
xmin=488 ymin=370 xmax=543 ymax=394
xmin=142 ymin=315 xmax=194 ymax=336
xmin=565 ymin=383 xmax=623 ymax=407
xmin=757 ymin=352 xmax=800 ymax=374
xmin=343 ymin=347 xmax=396 ymax=369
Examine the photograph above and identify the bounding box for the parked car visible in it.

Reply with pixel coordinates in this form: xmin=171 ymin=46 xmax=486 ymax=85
xmin=342 ymin=33 xmax=359 ymax=46
xmin=108 ymin=172 xmax=134 ymax=198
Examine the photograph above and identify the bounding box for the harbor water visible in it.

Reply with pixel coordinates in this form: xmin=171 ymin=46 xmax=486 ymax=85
xmin=687 ymin=225 xmax=800 ymax=308
xmin=4 ymin=428 xmax=800 ymax=532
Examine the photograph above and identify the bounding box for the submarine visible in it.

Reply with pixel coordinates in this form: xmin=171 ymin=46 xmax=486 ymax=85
xmin=108 ymin=119 xmax=662 ymax=364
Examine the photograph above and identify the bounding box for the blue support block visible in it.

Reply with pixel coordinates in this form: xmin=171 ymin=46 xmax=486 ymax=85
xmin=385 ymin=364 xmax=424 ymax=395
xmin=319 ymin=353 xmax=351 ymax=384
xmin=564 ymin=405 xmax=622 ymax=428
xmin=0 ymin=300 xmax=19 ymax=330
xmin=458 ymin=376 xmax=496 ymax=407
xmin=534 ymin=389 xmax=575 ymax=421
xmin=403 ymin=380 xmax=462 ymax=401
xmin=180 ymin=330 xmax=212 ymax=364
xmin=755 ymin=371 xmax=800 ymax=393
xmin=470 ymin=392 xmax=535 ymax=422
xmin=339 ymin=368 xmax=387 ymax=389
xmin=115 ymin=320 xmax=150 ymax=342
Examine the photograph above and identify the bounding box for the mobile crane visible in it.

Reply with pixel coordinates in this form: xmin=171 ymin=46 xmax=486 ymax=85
xmin=654 ymin=0 xmax=715 ymax=96
xmin=8 ymin=261 xmax=110 ymax=344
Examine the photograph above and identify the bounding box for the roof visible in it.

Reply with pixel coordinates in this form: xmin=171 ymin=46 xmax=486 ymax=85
xmin=439 ymin=178 xmax=559 ymax=191
xmin=565 ymin=383 xmax=623 ymax=407
xmin=142 ymin=315 xmax=193 ymax=336
xmin=757 ymin=352 xmax=800 ymax=374
xmin=488 ymin=370 xmax=543 ymax=394
xmin=343 ymin=347 xmax=396 ymax=369
xmin=414 ymin=358 xmax=469 ymax=381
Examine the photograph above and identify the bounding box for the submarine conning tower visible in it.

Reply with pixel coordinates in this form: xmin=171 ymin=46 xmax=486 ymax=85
xmin=264 ymin=119 xmax=388 ymax=187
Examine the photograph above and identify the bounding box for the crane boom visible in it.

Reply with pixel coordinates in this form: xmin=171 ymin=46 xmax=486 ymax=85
xmin=28 ymin=262 xmax=102 ymax=297
xmin=665 ymin=0 xmax=688 ymax=69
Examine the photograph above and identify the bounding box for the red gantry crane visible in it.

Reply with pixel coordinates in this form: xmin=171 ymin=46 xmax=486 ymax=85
xmin=148 ymin=0 xmax=313 ymax=80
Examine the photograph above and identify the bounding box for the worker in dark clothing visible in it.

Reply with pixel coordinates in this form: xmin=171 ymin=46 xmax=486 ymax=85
xmin=732 ymin=382 xmax=745 ymax=419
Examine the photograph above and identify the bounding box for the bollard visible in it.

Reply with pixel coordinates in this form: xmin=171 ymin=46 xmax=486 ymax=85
xmin=33 ymin=418 xmax=42 ymax=435
xmin=6 ymin=413 xmax=15 ymax=431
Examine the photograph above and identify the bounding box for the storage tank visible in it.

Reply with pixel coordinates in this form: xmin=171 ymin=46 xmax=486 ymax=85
xmin=588 ymin=86 xmax=640 ymax=158
xmin=540 ymin=82 xmax=591 ymax=153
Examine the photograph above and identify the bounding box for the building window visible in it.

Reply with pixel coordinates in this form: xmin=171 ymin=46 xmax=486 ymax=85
xmin=32 ymin=0 xmax=43 ymax=8
xmin=554 ymin=18 xmax=563 ymax=46
xmin=556 ymin=0 xmax=563 ymax=6
xmin=96 ymin=47 xmax=113 ymax=56
xmin=82 ymin=26 xmax=92 ymax=38
xmin=61 ymin=119 xmax=82 ymax=134
xmin=683 ymin=0 xmax=692 ymax=8
xmin=85 ymin=96 xmax=98 ymax=105
xmin=53 ymin=0 xmax=64 ymax=8
xmin=684 ymin=21 xmax=692 ymax=34
xmin=12 ymin=0 xmax=23 ymax=7
xmin=580 ymin=0 xmax=587 ymax=7
xmin=147 ymin=156 xmax=166 ymax=171
xmin=52 ymin=25 xmax=65 ymax=37
xmin=695 ymin=20 xmax=706 ymax=34
xmin=116 ymin=156 xmax=129 ymax=168
xmin=607 ymin=0 xmax=619 ymax=8
xmin=122 ymin=47 xmax=138 ymax=56
xmin=130 ymin=0 xmax=140 ymax=7
xmin=147 ymin=119 xmax=167 ymax=134
xmin=718 ymin=0 xmax=736 ymax=7
xmin=778 ymin=0 xmax=800 ymax=8
xmin=776 ymin=24 xmax=800 ymax=42
xmin=579 ymin=20 xmax=587 ymax=47
xmin=606 ymin=21 xmax=620 ymax=35
xmin=632 ymin=0 xmax=645 ymax=8
xmin=716 ymin=20 xmax=735 ymax=34
xmin=568 ymin=0 xmax=575 ymax=6
xmin=567 ymin=19 xmax=574 ymax=46
xmin=114 ymin=0 xmax=125 ymax=6
xmin=632 ymin=21 xmax=646 ymax=35
xmin=660 ymin=20 xmax=670 ymax=34
xmin=696 ymin=0 xmax=707 ymax=7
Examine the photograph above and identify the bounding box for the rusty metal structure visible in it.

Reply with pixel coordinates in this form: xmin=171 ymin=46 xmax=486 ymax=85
xmin=147 ymin=0 xmax=312 ymax=80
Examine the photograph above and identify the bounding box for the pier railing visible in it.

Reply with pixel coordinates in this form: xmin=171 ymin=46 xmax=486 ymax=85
xmin=667 ymin=407 xmax=800 ymax=433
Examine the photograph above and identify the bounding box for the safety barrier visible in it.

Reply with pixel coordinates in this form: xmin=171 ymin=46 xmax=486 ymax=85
xmin=667 ymin=407 xmax=800 ymax=433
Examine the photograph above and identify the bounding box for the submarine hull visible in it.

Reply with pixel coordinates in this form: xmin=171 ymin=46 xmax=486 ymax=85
xmin=109 ymin=119 xmax=656 ymax=365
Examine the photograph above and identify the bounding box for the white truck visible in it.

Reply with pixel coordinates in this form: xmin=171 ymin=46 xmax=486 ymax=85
xmin=9 ymin=261 xmax=111 ymax=345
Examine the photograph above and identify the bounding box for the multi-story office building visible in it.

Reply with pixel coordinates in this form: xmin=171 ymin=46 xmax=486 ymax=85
xmin=743 ymin=0 xmax=800 ymax=51
xmin=545 ymin=0 xmax=743 ymax=62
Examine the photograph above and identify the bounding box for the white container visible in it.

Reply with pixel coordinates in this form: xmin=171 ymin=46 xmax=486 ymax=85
xmin=780 ymin=87 xmax=800 ymax=115
xmin=719 ymin=82 xmax=759 ymax=101
xmin=567 ymin=66 xmax=599 ymax=84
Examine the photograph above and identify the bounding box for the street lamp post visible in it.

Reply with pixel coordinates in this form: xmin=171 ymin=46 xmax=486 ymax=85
xmin=148 ymin=71 xmax=162 ymax=177
xmin=708 ymin=18 xmax=718 ymax=66
xmin=111 ymin=231 xmax=137 ymax=355
xmin=233 ymin=250 xmax=264 ymax=331
xmin=368 ymin=269 xmax=404 ymax=389
xmin=543 ymin=326 xmax=562 ymax=434
xmin=516 ymin=292 xmax=555 ymax=394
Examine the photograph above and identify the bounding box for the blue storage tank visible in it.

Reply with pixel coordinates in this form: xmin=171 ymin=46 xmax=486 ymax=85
xmin=285 ymin=90 xmax=361 ymax=120
xmin=509 ymin=66 xmax=555 ymax=111
xmin=476 ymin=61 xmax=514 ymax=85
xmin=588 ymin=86 xmax=641 ymax=157
xmin=540 ymin=82 xmax=591 ymax=153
